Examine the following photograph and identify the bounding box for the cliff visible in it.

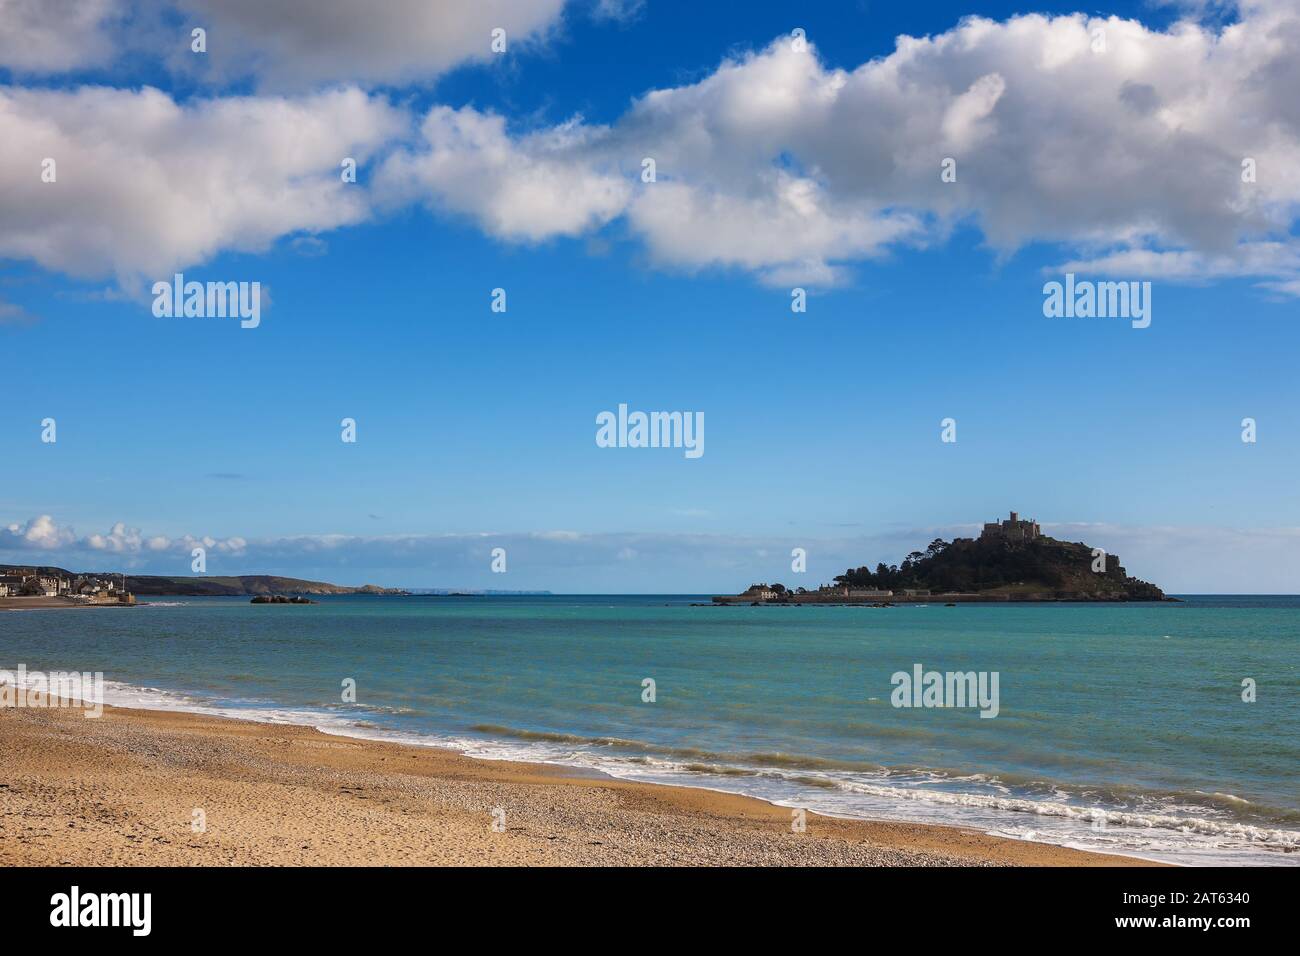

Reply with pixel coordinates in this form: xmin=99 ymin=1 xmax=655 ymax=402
xmin=125 ymin=575 xmax=408 ymax=596
xmin=0 ymin=565 xmax=406 ymax=597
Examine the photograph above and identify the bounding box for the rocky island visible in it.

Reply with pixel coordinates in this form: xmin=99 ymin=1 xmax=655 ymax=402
xmin=714 ymin=512 xmax=1174 ymax=605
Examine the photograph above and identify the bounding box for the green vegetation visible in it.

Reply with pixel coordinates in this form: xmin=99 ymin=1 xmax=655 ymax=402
xmin=126 ymin=575 xmax=407 ymax=596
xmin=832 ymin=535 xmax=1167 ymax=599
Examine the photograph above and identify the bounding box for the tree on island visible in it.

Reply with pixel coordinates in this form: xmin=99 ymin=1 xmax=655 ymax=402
xmin=829 ymin=533 xmax=1165 ymax=599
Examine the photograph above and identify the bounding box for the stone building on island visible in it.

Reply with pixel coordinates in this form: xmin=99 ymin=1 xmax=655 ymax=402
xmin=980 ymin=511 xmax=1041 ymax=543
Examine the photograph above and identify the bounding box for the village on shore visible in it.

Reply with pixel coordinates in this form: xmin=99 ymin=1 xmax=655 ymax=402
xmin=0 ymin=569 xmax=136 ymax=609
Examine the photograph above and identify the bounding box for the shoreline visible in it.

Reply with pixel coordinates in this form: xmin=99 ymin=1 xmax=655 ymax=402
xmin=0 ymin=597 xmax=136 ymax=611
xmin=0 ymin=703 xmax=1160 ymax=867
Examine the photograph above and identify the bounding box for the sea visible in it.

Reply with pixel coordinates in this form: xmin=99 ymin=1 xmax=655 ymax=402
xmin=2 ymin=594 xmax=1296 ymax=866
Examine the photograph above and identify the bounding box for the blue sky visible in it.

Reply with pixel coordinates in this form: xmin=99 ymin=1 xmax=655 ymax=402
xmin=2 ymin=0 xmax=1299 ymax=591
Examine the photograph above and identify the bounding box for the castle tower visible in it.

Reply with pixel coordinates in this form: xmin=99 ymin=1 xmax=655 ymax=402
xmin=981 ymin=510 xmax=1041 ymax=542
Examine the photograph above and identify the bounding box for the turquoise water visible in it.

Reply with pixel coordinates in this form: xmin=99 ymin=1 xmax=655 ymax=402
xmin=2 ymin=595 xmax=1297 ymax=864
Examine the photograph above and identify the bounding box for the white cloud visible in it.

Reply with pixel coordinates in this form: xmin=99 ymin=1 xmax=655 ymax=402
xmin=85 ymin=522 xmax=144 ymax=553
xmin=173 ymin=0 xmax=568 ymax=89
xmin=4 ymin=3 xmax=1300 ymax=296
xmin=0 ymin=85 xmax=406 ymax=283
xmin=940 ymin=72 xmax=1006 ymax=148
xmin=0 ymin=0 xmax=123 ymax=73
xmin=1056 ymin=240 xmax=1300 ymax=283
xmin=0 ymin=1 xmax=571 ymax=88
xmin=375 ymin=107 xmax=631 ymax=242
xmin=1 ymin=515 xmax=246 ymax=557
xmin=2 ymin=515 xmax=76 ymax=550
xmin=378 ymin=4 xmax=1300 ymax=290
xmin=624 ymin=177 xmax=921 ymax=286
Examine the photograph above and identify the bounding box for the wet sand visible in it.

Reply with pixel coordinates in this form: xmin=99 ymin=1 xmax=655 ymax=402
xmin=0 ymin=597 xmax=134 ymax=610
xmin=0 ymin=704 xmax=1160 ymax=866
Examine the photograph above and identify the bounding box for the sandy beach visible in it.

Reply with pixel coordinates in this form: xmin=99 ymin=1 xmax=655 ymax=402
xmin=0 ymin=703 xmax=1157 ymax=867
xmin=0 ymin=597 xmax=135 ymax=610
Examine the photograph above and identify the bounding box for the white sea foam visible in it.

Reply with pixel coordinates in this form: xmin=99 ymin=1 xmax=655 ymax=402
xmin=23 ymin=669 xmax=1298 ymax=868
xmin=378 ymin=731 xmax=1300 ymax=866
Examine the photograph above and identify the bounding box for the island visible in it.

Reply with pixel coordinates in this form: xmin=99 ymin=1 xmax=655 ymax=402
xmin=713 ymin=512 xmax=1174 ymax=605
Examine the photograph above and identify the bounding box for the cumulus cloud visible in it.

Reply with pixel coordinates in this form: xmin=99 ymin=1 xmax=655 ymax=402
xmin=0 ymin=0 xmax=123 ymax=73
xmin=4 ymin=3 xmax=1300 ymax=296
xmin=173 ymin=0 xmax=568 ymax=89
xmin=1 ymin=515 xmax=245 ymax=557
xmin=0 ymin=85 xmax=405 ymax=283
xmin=377 ymin=2 xmax=1300 ymax=290
xmin=2 ymin=515 xmax=76 ymax=550
xmin=0 ymin=1 xmax=571 ymax=88
xmin=375 ymin=108 xmax=631 ymax=241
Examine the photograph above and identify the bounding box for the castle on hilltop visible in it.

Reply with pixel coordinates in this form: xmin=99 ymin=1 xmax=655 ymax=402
xmin=980 ymin=511 xmax=1041 ymax=543
xmin=713 ymin=508 xmax=1173 ymax=604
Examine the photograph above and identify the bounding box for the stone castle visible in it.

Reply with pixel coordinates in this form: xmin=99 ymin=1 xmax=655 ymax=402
xmin=980 ymin=511 xmax=1041 ymax=543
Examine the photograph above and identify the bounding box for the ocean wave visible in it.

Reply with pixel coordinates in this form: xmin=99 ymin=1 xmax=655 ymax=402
xmin=11 ymin=668 xmax=1296 ymax=866
xmin=470 ymin=724 xmax=888 ymax=772
xmin=821 ymin=776 xmax=1300 ymax=848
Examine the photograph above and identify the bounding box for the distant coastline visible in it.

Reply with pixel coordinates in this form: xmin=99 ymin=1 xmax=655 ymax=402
xmin=0 ymin=564 xmax=557 ymax=606
xmin=127 ymin=574 xmax=408 ymax=597
xmin=0 ymin=564 xmax=406 ymax=605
